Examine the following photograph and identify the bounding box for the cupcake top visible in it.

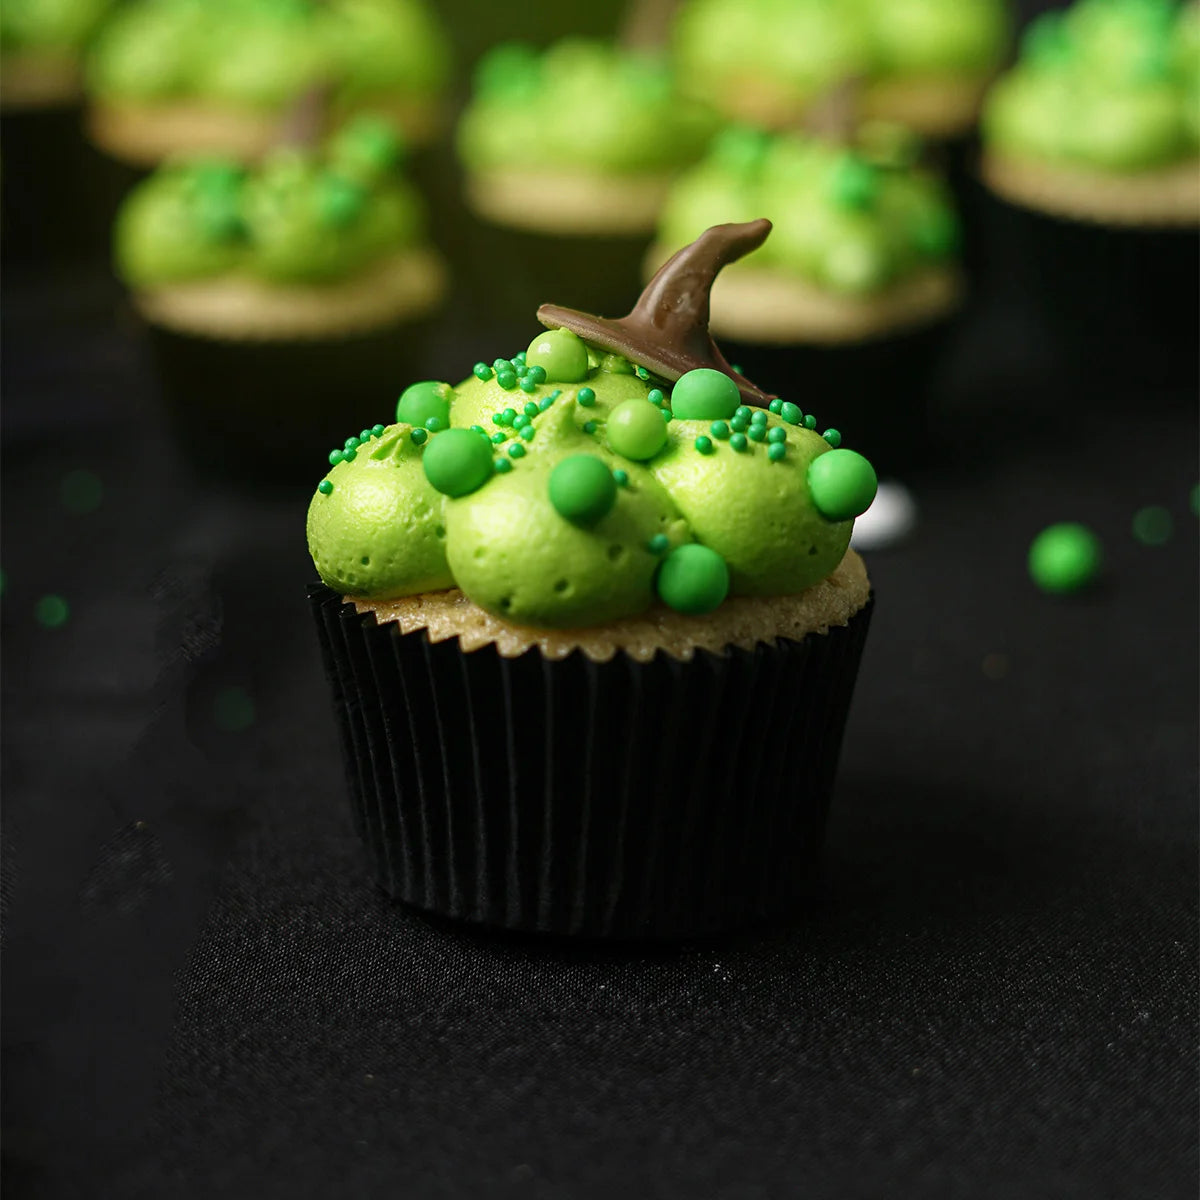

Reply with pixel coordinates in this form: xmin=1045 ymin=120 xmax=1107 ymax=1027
xmin=983 ymin=0 xmax=1200 ymax=173
xmin=115 ymin=116 xmax=424 ymax=287
xmin=656 ymin=126 xmax=960 ymax=297
xmin=1 ymin=0 xmax=113 ymax=55
xmin=306 ymin=221 xmax=878 ymax=630
xmin=672 ymin=0 xmax=1007 ymax=123
xmin=87 ymin=0 xmax=449 ymax=115
xmin=456 ymin=38 xmax=718 ymax=177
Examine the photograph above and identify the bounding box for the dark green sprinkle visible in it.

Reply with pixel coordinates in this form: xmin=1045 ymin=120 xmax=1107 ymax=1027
xmin=491 ymin=431 xmax=508 ymax=444
xmin=329 ymin=449 xmax=344 ymax=466
xmin=635 ymin=365 xmax=650 ymax=380
xmin=768 ymin=443 xmax=787 ymax=462
xmin=711 ymin=420 xmax=730 ymax=439
xmin=519 ymin=425 xmax=535 ymax=441
xmin=498 ymin=372 xmax=517 ymax=390
xmin=731 ymin=363 xmax=743 ymax=374
xmin=748 ymin=425 xmax=766 ymax=442
xmin=345 ymin=436 xmax=360 ymax=450
xmin=523 ymin=401 xmax=539 ymax=416
xmin=508 ymin=443 xmax=526 ymax=458
xmin=501 ymin=407 xmax=517 ymax=425
xmin=513 ymin=413 xmax=530 ymax=430
xmin=359 ymin=428 xmax=372 ymax=441
xmin=318 ymin=479 xmax=333 ymax=494
xmin=823 ymin=428 xmax=842 ymax=447
xmin=34 ymin=594 xmax=69 ymax=629
xmin=647 ymin=533 xmax=670 ymax=554
xmin=804 ymin=414 xmax=817 ymax=429
xmin=470 ymin=424 xmax=485 ymax=434
xmin=749 ymin=409 xmax=768 ymax=425
xmin=662 ymin=408 xmax=673 ymax=422
xmin=539 ymin=396 xmax=555 ymax=411
xmin=730 ymin=415 xmax=749 ymax=433
xmin=577 ymin=387 xmax=596 ymax=407
xmin=730 ymin=433 xmax=748 ymax=451
xmin=613 ymin=469 xmax=629 ymax=487
xmin=424 ymin=417 xmax=444 ymax=432
xmin=513 ymin=351 xmax=527 ymax=365
xmin=474 ymin=362 xmax=493 ymax=381
xmin=410 ymin=428 xmax=428 ymax=445
xmin=769 ymin=398 xmax=783 ymax=414
xmin=493 ymin=357 xmax=510 ymax=371
xmin=780 ymin=402 xmax=802 ymax=425
xmin=583 ymin=420 xmax=598 ymax=434
xmin=526 ymin=365 xmax=547 ymax=385
xmin=519 ymin=377 xmax=536 ymax=393
xmin=648 ymin=388 xmax=665 ymax=406
xmin=343 ymin=447 xmax=357 ymax=461
xmin=372 ymin=424 xmax=385 ymax=436
xmin=767 ymin=427 xmax=787 ymax=444
xmin=494 ymin=456 xmax=513 ymax=473
xmin=695 ymin=435 xmax=714 ymax=454
xmin=515 ymin=364 xmax=529 ymax=379
xmin=734 ymin=406 xmax=751 ymax=420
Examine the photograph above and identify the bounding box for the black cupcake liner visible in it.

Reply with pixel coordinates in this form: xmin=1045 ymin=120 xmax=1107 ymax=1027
xmin=309 ymin=584 xmax=874 ymax=940
xmin=981 ymin=188 xmax=1200 ymax=405
xmin=145 ymin=317 xmax=436 ymax=489
xmin=720 ymin=317 xmax=958 ymax=477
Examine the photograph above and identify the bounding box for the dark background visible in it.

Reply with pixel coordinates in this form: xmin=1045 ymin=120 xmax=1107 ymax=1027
xmin=2 ymin=1 xmax=1197 ymax=1197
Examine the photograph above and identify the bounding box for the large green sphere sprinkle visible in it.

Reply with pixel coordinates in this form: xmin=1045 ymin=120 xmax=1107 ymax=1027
xmin=607 ymin=398 xmax=668 ymax=461
xmin=670 ymin=368 xmax=740 ymax=421
xmin=422 ymin=428 xmax=494 ymax=497
xmin=548 ymin=455 xmax=618 ymax=526
xmin=396 ymin=380 xmax=452 ymax=428
xmin=525 ymin=328 xmax=590 ymax=383
xmin=807 ymin=449 xmax=878 ymax=522
xmin=656 ymin=544 xmax=730 ymax=615
xmin=1028 ymin=523 xmax=1102 ymax=594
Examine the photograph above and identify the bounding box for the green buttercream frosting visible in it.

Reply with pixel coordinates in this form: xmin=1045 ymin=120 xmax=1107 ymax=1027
xmin=672 ymin=0 xmax=1006 ymax=109
xmin=657 ymin=128 xmax=960 ymax=295
xmin=307 ymin=353 xmax=871 ymax=628
xmin=1 ymin=0 xmax=113 ymax=53
xmin=86 ymin=0 xmax=448 ymax=110
xmin=114 ymin=117 xmax=423 ymax=287
xmin=983 ymin=0 xmax=1199 ymax=172
xmin=456 ymin=38 xmax=717 ymax=175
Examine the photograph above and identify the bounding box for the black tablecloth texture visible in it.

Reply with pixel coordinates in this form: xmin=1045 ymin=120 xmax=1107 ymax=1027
xmin=3 ymin=211 xmax=1199 ymax=1198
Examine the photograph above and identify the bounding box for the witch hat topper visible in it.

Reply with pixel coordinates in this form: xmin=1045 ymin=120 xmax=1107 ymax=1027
xmin=537 ymin=219 xmax=776 ymax=407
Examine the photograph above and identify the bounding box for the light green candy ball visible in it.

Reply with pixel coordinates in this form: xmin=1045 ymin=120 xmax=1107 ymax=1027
xmin=607 ymin=398 xmax=668 ymax=460
xmin=525 ymin=328 xmax=590 ymax=383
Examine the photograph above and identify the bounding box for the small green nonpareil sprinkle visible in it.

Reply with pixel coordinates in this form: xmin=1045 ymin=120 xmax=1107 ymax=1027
xmin=520 ymin=377 xmax=537 ymax=393
xmin=768 ymin=399 xmax=783 ymax=414
xmin=424 ymin=417 xmax=444 ymax=432
xmin=748 ymin=425 xmax=766 ymax=442
xmin=648 ymin=389 xmax=665 ymax=406
xmin=749 ymin=409 xmax=767 ymax=425
xmin=501 ymin=407 xmax=517 ymax=425
xmin=734 ymin=406 xmax=751 ymax=421
xmin=1028 ymin=523 xmax=1102 ymax=593
xmin=780 ymin=402 xmax=802 ymax=425
xmin=823 ymin=429 xmax=841 ymax=447
xmin=647 ymin=533 xmax=669 ymax=555
xmin=730 ymin=416 xmax=749 ymax=433
xmin=694 ymin=435 xmax=714 ymax=454
xmin=508 ymin=443 xmax=526 ymax=458
xmin=1132 ymin=505 xmax=1173 ymax=546
xmin=498 ymin=372 xmax=517 ymax=390
xmin=493 ymin=358 xmax=510 ymax=371
xmin=523 ymin=401 xmax=539 ymax=417
xmin=711 ymin=421 xmax=730 ymax=439
xmin=513 ymin=351 xmax=527 ymax=365
xmin=410 ymin=428 xmax=428 ymax=445
xmin=576 ymin=387 xmax=596 ymax=407
xmin=491 ymin=431 xmax=508 ymax=444
xmin=318 ymin=480 xmax=333 ymax=495
xmin=470 ymin=424 xmax=485 ymax=434
xmin=767 ymin=427 xmax=787 ymax=444
xmin=583 ymin=420 xmax=598 ymax=434
xmin=494 ymin=456 xmax=512 ymax=473
xmin=520 ymin=425 xmax=535 ymax=441
xmin=329 ymin=449 xmax=344 ymax=465
xmin=513 ymin=413 xmax=530 ymax=430
xmin=345 ymin=437 xmax=360 ymax=451
xmin=526 ymin=365 xmax=547 ymax=385
xmin=804 ymin=415 xmax=817 ymax=429
xmin=768 ymin=443 xmax=787 ymax=462
xmin=515 ymin=364 xmax=528 ymax=378
xmin=474 ymin=362 xmax=493 ymax=381
xmin=612 ymin=469 xmax=629 ymax=487
xmin=662 ymin=408 xmax=673 ymax=422
xmin=730 ymin=433 xmax=748 ymax=451
xmin=539 ymin=396 xmax=554 ymax=411
xmin=360 ymin=429 xmax=372 ymax=442
xmin=372 ymin=424 xmax=385 ymax=437
xmin=35 ymin=594 xmax=70 ymax=629
xmin=343 ymin=447 xmax=357 ymax=461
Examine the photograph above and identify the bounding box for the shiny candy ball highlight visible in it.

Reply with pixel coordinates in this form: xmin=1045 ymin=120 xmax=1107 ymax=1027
xmin=807 ymin=449 xmax=878 ymax=522
xmin=656 ymin=544 xmax=730 ymax=615
xmin=548 ymin=455 xmax=618 ymax=526
xmin=422 ymin=428 xmax=494 ymax=497
xmin=396 ymin=380 xmax=452 ymax=429
xmin=607 ymin=398 xmax=668 ymax=461
xmin=669 ymin=368 xmax=740 ymax=421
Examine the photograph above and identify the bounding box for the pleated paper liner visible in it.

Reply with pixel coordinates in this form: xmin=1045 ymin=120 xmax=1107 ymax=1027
xmin=136 ymin=250 xmax=447 ymax=489
xmin=309 ymin=582 xmax=874 ymax=940
xmin=980 ymin=154 xmax=1200 ymax=404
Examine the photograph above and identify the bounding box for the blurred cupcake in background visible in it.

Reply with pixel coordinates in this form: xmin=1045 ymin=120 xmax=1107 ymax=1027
xmin=648 ymin=124 xmax=964 ymax=470
xmin=672 ymin=0 xmax=1009 ymax=143
xmin=1 ymin=0 xmax=115 ymax=260
xmin=980 ymin=0 xmax=1199 ymax=397
xmin=455 ymin=38 xmax=718 ymax=331
xmin=114 ymin=114 xmax=446 ymax=484
xmin=86 ymin=0 xmax=450 ymax=168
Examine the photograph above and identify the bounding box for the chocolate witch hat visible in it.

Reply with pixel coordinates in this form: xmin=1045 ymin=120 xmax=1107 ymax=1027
xmin=537 ymin=219 xmax=776 ymax=406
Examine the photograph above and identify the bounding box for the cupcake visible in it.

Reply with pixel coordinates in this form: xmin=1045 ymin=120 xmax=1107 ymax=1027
xmin=672 ymin=0 xmax=1009 ymax=142
xmin=980 ymin=0 xmax=1199 ymax=397
xmin=648 ymin=125 xmax=963 ymax=470
xmin=1 ymin=0 xmax=116 ymax=260
xmin=115 ymin=116 xmax=446 ymax=483
xmin=86 ymin=0 xmax=450 ymax=168
xmin=307 ymin=220 xmax=878 ymax=939
xmin=454 ymin=38 xmax=718 ymax=333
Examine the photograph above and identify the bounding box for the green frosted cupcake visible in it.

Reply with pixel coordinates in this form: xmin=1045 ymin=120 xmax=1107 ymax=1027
xmin=1 ymin=0 xmax=113 ymax=108
xmin=672 ymin=0 xmax=1009 ymax=141
xmin=308 ymin=220 xmax=877 ymax=939
xmin=86 ymin=0 xmax=450 ymax=167
xmin=115 ymin=116 xmax=446 ymax=482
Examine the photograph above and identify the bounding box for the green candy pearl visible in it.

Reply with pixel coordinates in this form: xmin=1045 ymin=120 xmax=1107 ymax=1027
xmin=730 ymin=433 xmax=748 ymax=451
xmin=494 ymin=457 xmax=513 ymax=473
xmin=780 ymin=402 xmax=802 ymax=425
xmin=607 ymin=398 xmax=668 ymax=461
xmin=670 ymin=368 xmax=740 ymax=421
xmin=823 ymin=429 xmax=841 ymax=447
xmin=548 ymin=454 xmax=618 ymax=526
xmin=710 ymin=421 xmax=730 ymax=440
xmin=807 ymin=449 xmax=878 ymax=522
xmin=1028 ymin=524 xmax=1102 ymax=594
xmin=767 ymin=427 xmax=787 ymax=444
xmin=396 ymin=380 xmax=452 ymax=429
xmin=656 ymin=544 xmax=730 ymax=615
xmin=318 ymin=480 xmax=333 ymax=495
xmin=422 ymin=428 xmax=494 ymax=498
xmin=525 ymin=328 xmax=590 ymax=383
xmin=768 ymin=399 xmax=783 ymax=414
xmin=767 ymin=443 xmax=787 ymax=463
xmin=577 ymin=387 xmax=596 ymax=407
xmin=694 ymin=435 xmax=714 ymax=454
